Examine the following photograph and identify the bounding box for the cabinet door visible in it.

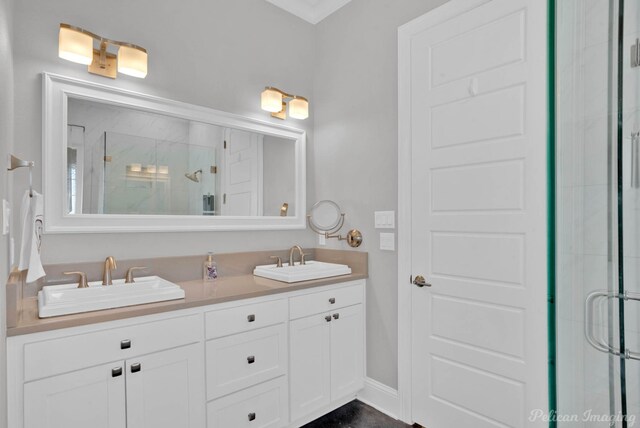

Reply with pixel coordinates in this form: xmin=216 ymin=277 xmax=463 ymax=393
xmin=24 ymin=361 xmax=126 ymax=428
xmin=289 ymin=313 xmax=331 ymax=421
xmin=126 ymin=343 xmax=205 ymax=428
xmin=330 ymin=304 xmax=364 ymax=400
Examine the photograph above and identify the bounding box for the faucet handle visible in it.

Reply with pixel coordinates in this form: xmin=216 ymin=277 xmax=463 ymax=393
xmin=300 ymin=252 xmax=307 ymax=265
xmin=125 ymin=267 xmax=148 ymax=284
xmin=63 ymin=271 xmax=89 ymax=289
xmin=269 ymin=256 xmax=283 ymax=268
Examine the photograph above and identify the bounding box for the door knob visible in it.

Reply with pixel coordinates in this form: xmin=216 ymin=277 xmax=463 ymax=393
xmin=413 ymin=275 xmax=431 ymax=287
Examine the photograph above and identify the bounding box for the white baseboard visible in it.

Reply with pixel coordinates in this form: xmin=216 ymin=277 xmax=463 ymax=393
xmin=356 ymin=377 xmax=401 ymax=421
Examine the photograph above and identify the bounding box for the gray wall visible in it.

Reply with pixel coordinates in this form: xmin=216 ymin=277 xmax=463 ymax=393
xmin=0 ymin=0 xmax=13 ymax=425
xmin=312 ymin=0 xmax=447 ymax=388
xmin=11 ymin=0 xmax=317 ymax=264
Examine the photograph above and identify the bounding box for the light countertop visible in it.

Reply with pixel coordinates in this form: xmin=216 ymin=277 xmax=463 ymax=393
xmin=8 ymin=272 xmax=367 ymax=336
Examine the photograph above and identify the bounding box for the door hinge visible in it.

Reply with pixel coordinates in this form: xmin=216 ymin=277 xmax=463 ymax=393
xmin=223 ymin=193 xmax=226 ymax=204
xmin=224 ymin=140 xmax=227 ymax=149
xmin=410 ymin=275 xmax=413 ymax=284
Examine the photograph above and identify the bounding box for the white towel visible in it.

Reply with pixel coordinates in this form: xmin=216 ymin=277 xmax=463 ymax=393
xmin=18 ymin=190 xmax=45 ymax=283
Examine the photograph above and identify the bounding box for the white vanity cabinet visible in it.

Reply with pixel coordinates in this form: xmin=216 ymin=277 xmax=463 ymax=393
xmin=289 ymin=282 xmax=365 ymax=425
xmin=7 ymin=279 xmax=365 ymax=428
xmin=13 ymin=314 xmax=206 ymax=428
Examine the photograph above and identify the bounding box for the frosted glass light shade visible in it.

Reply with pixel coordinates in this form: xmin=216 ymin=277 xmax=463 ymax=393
xmin=261 ymin=88 xmax=283 ymax=113
xmin=118 ymin=45 xmax=148 ymax=78
xmin=289 ymin=97 xmax=309 ymax=120
xmin=59 ymin=27 xmax=93 ymax=65
xmin=130 ymin=163 xmax=142 ymax=172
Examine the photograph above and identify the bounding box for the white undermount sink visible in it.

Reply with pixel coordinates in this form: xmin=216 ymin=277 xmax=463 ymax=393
xmin=253 ymin=260 xmax=351 ymax=283
xmin=37 ymin=276 xmax=185 ymax=318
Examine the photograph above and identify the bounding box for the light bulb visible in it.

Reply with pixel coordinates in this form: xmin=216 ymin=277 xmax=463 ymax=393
xmin=118 ymin=45 xmax=148 ymax=78
xmin=59 ymin=26 xmax=93 ymax=65
xmin=261 ymin=88 xmax=283 ymax=113
xmin=289 ymin=97 xmax=309 ymax=120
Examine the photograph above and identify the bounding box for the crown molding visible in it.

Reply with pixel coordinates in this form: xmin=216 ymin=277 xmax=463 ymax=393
xmin=266 ymin=0 xmax=351 ymax=24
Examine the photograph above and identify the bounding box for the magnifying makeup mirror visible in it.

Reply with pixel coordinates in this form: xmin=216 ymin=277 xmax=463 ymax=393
xmin=307 ymin=200 xmax=363 ymax=248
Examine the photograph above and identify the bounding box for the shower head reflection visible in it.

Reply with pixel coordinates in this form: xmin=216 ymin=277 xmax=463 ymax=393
xmin=185 ymin=169 xmax=202 ymax=183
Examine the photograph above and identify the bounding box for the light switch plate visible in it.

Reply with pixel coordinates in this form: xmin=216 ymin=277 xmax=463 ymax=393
xmin=375 ymin=211 xmax=395 ymax=229
xmin=380 ymin=232 xmax=395 ymax=251
xmin=2 ymin=199 xmax=9 ymax=235
xmin=318 ymin=233 xmax=326 ymax=246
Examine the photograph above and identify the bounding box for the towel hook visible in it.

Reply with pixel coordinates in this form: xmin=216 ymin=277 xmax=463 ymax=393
xmin=7 ymin=154 xmax=35 ymax=197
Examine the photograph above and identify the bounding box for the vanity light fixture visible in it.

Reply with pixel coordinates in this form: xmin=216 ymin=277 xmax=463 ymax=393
xmin=261 ymin=87 xmax=309 ymax=120
xmin=58 ymin=23 xmax=148 ymax=79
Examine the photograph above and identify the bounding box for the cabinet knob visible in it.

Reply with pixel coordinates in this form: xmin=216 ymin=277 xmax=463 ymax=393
xmin=248 ymin=412 xmax=256 ymax=421
xmin=131 ymin=363 xmax=141 ymax=373
xmin=120 ymin=339 xmax=132 ymax=350
xmin=247 ymin=314 xmax=256 ymax=322
xmin=112 ymin=367 xmax=123 ymax=377
xmin=333 ymin=313 xmax=340 ymax=320
xmin=329 ymin=297 xmax=336 ymax=304
xmin=325 ymin=315 xmax=332 ymax=322
xmin=247 ymin=355 xmax=255 ymax=364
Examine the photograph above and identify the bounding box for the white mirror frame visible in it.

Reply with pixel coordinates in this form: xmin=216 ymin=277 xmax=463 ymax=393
xmin=42 ymin=72 xmax=306 ymax=233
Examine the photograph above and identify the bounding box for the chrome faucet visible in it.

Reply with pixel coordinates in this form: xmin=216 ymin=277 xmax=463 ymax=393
xmin=288 ymin=245 xmax=306 ymax=266
xmin=102 ymin=256 xmax=117 ymax=285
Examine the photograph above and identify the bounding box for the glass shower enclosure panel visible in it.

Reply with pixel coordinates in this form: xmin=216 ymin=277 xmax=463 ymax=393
xmin=622 ymin=0 xmax=640 ymax=419
xmin=556 ymin=0 xmax=639 ymax=426
xmin=101 ymin=131 xmax=216 ymax=215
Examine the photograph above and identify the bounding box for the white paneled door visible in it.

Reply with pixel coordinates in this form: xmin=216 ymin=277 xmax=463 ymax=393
xmin=400 ymin=0 xmax=548 ymax=427
xmin=221 ymin=128 xmax=263 ymax=216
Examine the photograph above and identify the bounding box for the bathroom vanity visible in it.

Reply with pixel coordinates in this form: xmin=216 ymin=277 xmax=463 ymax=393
xmin=4 ymin=73 xmax=368 ymax=428
xmin=6 ymin=253 xmax=366 ymax=428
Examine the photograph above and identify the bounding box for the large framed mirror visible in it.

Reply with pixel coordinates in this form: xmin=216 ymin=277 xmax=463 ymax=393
xmin=43 ymin=73 xmax=306 ymax=233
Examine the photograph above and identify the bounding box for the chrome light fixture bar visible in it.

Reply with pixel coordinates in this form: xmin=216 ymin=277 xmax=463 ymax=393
xmin=59 ymin=23 xmax=148 ymax=79
xmin=261 ymin=87 xmax=309 ymax=120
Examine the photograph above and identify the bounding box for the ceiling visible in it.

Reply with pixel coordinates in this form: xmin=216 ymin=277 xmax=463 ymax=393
xmin=265 ymin=0 xmax=352 ymax=25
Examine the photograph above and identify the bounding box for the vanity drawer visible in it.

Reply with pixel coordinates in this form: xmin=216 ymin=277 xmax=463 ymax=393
xmin=207 ymin=376 xmax=288 ymax=428
xmin=24 ymin=314 xmax=201 ymax=382
xmin=206 ymin=324 xmax=286 ymax=400
xmin=205 ymin=299 xmax=287 ymax=339
xmin=289 ymin=282 xmax=363 ymax=320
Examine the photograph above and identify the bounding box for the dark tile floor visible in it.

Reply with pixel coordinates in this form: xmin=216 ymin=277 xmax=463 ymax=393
xmin=302 ymin=400 xmax=414 ymax=428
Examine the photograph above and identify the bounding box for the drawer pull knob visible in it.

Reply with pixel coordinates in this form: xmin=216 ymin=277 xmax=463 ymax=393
xmin=120 ymin=339 xmax=131 ymax=350
xmin=112 ymin=367 xmax=123 ymax=377
xmin=131 ymin=363 xmax=142 ymax=373
xmin=248 ymin=412 xmax=256 ymax=421
xmin=247 ymin=355 xmax=255 ymax=364
xmin=247 ymin=314 xmax=256 ymax=322
xmin=333 ymin=313 xmax=340 ymax=320
xmin=325 ymin=315 xmax=332 ymax=322
xmin=329 ymin=297 xmax=336 ymax=304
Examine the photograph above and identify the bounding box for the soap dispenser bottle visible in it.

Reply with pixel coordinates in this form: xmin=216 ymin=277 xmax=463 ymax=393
xmin=203 ymin=252 xmax=218 ymax=281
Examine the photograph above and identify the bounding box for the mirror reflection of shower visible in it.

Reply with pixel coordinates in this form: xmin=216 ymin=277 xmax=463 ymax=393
xmin=185 ymin=169 xmax=202 ymax=183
